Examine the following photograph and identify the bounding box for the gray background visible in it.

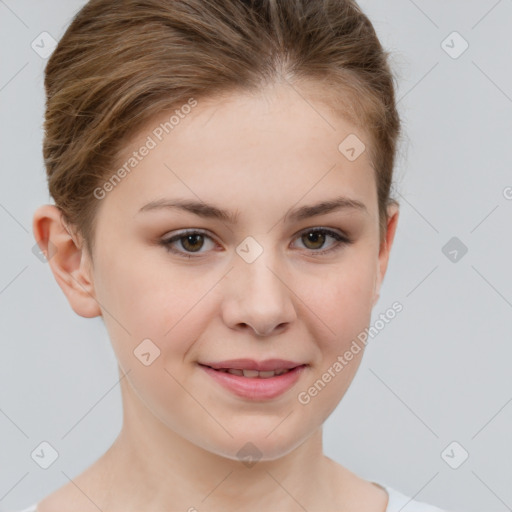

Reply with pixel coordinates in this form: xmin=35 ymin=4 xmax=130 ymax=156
xmin=1 ymin=1 xmax=511 ymax=510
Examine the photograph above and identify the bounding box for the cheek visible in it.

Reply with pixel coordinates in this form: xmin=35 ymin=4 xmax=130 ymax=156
xmin=94 ymin=256 xmax=216 ymax=430
xmin=296 ymin=250 xmax=376 ymax=408
xmin=93 ymin=245 xmax=214 ymax=369
xmin=311 ymin=253 xmax=377 ymax=343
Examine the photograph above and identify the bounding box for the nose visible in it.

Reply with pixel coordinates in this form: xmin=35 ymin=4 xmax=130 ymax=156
xmin=221 ymin=250 xmax=297 ymax=337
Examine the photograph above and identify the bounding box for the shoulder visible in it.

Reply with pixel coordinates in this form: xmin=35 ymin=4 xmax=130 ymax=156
xmin=373 ymin=481 xmax=457 ymax=512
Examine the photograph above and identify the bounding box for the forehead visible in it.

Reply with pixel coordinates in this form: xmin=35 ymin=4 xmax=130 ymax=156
xmin=104 ymin=83 xmax=377 ymax=217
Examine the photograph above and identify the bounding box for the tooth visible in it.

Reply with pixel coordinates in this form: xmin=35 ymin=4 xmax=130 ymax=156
xmin=227 ymin=369 xmax=244 ymax=376
xmin=274 ymin=369 xmax=288 ymax=376
xmin=258 ymin=370 xmax=276 ymax=378
xmin=242 ymin=369 xmax=260 ymax=378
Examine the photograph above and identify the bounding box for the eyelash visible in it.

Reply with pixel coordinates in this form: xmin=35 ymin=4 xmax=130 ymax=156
xmin=159 ymin=228 xmax=352 ymax=259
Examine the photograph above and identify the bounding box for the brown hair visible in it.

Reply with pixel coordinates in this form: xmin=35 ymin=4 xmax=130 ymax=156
xmin=43 ymin=0 xmax=401 ymax=260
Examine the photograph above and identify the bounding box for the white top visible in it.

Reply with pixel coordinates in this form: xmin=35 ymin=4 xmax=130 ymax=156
xmin=12 ymin=482 xmax=455 ymax=511
xmin=376 ymin=483 xmax=453 ymax=511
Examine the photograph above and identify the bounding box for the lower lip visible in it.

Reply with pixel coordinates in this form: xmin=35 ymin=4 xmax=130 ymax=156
xmin=199 ymin=364 xmax=307 ymax=400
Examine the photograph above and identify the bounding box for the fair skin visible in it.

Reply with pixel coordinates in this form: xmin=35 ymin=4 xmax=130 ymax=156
xmin=33 ymin=82 xmax=399 ymax=512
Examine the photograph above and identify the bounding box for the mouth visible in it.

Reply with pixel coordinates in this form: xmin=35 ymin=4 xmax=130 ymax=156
xmin=199 ymin=366 xmax=298 ymax=378
xmin=198 ymin=361 xmax=308 ymax=400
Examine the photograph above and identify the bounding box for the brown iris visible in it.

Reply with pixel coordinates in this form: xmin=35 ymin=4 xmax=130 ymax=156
xmin=301 ymin=231 xmax=326 ymax=250
xmin=180 ymin=234 xmax=205 ymax=252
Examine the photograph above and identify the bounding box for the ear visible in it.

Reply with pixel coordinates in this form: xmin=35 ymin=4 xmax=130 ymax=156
xmin=372 ymin=203 xmax=399 ymax=307
xmin=32 ymin=204 xmax=101 ymax=318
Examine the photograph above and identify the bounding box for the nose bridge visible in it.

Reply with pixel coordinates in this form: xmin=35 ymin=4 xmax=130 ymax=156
xmin=241 ymin=250 xmax=284 ymax=302
xmin=222 ymin=237 xmax=296 ymax=336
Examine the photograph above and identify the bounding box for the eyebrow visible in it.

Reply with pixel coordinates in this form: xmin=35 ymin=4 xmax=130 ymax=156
xmin=137 ymin=196 xmax=367 ymax=223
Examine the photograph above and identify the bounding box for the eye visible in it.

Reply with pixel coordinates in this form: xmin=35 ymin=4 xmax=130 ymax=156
xmin=160 ymin=229 xmax=217 ymax=258
xmin=291 ymin=227 xmax=352 ymax=255
xmin=160 ymin=227 xmax=352 ymax=259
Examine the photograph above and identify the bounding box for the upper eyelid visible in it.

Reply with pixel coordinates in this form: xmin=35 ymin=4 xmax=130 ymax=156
xmin=163 ymin=226 xmax=347 ymax=239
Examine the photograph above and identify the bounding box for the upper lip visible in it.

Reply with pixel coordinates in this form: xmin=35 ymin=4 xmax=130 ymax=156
xmin=199 ymin=358 xmax=306 ymax=371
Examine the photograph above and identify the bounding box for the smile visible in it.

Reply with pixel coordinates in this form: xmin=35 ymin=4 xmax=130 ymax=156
xmin=198 ymin=363 xmax=308 ymax=400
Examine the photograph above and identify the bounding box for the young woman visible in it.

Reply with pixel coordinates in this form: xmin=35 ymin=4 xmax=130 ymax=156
xmin=23 ymin=0 xmax=456 ymax=510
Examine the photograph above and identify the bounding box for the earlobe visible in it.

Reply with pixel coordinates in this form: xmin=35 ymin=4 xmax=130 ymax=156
xmin=372 ymin=203 xmax=400 ymax=306
xmin=32 ymin=204 xmax=102 ymax=318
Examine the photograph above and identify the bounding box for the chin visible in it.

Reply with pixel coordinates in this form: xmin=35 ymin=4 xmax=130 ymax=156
xmin=197 ymin=424 xmax=314 ymax=465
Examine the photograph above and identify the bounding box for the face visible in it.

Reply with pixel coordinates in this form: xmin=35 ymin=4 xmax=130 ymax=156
xmin=52 ymin=83 xmax=398 ymax=462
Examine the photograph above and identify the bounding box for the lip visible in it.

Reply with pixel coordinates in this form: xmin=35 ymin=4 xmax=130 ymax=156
xmin=199 ymin=358 xmax=304 ymax=372
xmin=199 ymin=362 xmax=308 ymax=400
